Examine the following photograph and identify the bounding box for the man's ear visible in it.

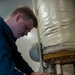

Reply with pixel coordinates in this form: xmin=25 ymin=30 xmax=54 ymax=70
xmin=16 ymin=14 xmax=21 ymax=22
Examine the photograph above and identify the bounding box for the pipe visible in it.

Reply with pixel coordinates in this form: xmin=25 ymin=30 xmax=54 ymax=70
xmin=32 ymin=0 xmax=44 ymax=72
xmin=56 ymin=64 xmax=62 ymax=75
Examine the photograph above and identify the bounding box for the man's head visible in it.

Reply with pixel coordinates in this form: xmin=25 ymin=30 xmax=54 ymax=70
xmin=6 ymin=6 xmax=38 ymax=38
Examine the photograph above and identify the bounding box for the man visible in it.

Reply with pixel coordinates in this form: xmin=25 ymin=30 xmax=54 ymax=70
xmin=0 ymin=6 xmax=46 ymax=75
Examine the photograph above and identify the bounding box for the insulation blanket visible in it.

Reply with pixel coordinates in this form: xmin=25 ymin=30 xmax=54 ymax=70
xmin=37 ymin=0 xmax=75 ymax=54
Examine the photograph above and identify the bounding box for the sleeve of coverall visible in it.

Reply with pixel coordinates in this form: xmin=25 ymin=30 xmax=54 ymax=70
xmin=0 ymin=30 xmax=24 ymax=75
xmin=11 ymin=45 xmax=34 ymax=75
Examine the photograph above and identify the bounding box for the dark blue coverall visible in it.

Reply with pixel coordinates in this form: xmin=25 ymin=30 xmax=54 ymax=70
xmin=0 ymin=17 xmax=34 ymax=75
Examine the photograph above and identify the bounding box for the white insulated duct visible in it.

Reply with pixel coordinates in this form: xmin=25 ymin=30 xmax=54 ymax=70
xmin=37 ymin=0 xmax=75 ymax=54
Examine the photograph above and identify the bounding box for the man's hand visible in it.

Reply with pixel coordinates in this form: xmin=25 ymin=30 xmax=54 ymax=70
xmin=31 ymin=72 xmax=47 ymax=75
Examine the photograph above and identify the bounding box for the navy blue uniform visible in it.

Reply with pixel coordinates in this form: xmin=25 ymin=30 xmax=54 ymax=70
xmin=0 ymin=17 xmax=34 ymax=75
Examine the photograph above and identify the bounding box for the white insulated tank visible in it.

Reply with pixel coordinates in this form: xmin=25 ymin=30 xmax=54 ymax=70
xmin=37 ymin=0 xmax=75 ymax=54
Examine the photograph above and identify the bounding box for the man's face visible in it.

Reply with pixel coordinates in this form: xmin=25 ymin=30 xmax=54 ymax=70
xmin=15 ymin=14 xmax=34 ymax=38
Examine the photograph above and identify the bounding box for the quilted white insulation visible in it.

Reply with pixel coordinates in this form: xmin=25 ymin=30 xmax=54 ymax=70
xmin=36 ymin=0 xmax=75 ymax=53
